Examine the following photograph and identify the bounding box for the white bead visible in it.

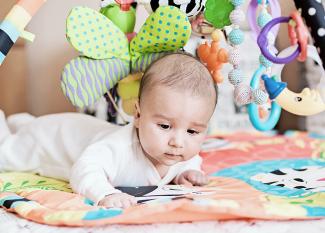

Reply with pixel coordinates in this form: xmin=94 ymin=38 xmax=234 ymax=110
xmin=229 ymin=48 xmax=240 ymax=66
xmin=234 ymin=84 xmax=252 ymax=105
xmin=252 ymin=89 xmax=268 ymax=105
xmin=230 ymin=9 xmax=245 ymax=25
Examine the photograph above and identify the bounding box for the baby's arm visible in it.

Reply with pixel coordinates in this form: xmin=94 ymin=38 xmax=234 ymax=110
xmin=70 ymin=144 xmax=136 ymax=208
xmin=173 ymin=155 xmax=209 ymax=186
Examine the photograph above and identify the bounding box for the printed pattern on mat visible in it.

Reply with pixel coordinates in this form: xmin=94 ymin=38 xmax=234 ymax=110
xmin=0 ymin=132 xmax=324 ymax=226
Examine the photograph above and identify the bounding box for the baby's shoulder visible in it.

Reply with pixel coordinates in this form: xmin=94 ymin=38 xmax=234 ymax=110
xmin=92 ymin=123 xmax=136 ymax=148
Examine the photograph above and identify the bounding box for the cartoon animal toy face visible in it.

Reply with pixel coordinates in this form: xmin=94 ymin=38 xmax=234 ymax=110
xmin=189 ymin=11 xmax=214 ymax=35
xmin=142 ymin=0 xmax=207 ymax=18
xmin=251 ymin=166 xmax=325 ymax=192
xmin=276 ymin=88 xmax=325 ymax=116
xmin=263 ymin=76 xmax=325 ymax=116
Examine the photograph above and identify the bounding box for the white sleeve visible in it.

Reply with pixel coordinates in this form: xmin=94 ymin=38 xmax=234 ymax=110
xmin=176 ymin=155 xmax=203 ymax=175
xmin=70 ymin=144 xmax=121 ymax=205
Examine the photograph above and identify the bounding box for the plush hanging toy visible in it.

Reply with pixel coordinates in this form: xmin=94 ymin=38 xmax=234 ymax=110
xmin=0 ymin=0 xmax=46 ymax=66
xmin=117 ymin=72 xmax=143 ymax=115
xmin=100 ymin=0 xmax=137 ymax=42
xmin=197 ymin=30 xmax=228 ymax=84
xmin=139 ymin=0 xmax=206 ymax=18
xmin=61 ymin=4 xmax=191 ymax=111
xmin=183 ymin=12 xmax=215 ymax=55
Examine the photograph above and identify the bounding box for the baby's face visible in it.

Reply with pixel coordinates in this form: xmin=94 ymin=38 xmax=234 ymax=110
xmin=134 ymin=86 xmax=215 ymax=167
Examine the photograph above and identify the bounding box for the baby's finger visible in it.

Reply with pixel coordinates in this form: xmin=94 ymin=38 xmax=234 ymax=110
xmin=179 ymin=176 xmax=194 ymax=186
xmin=129 ymin=197 xmax=138 ymax=205
xmin=187 ymin=172 xmax=198 ymax=182
xmin=194 ymin=174 xmax=207 ymax=185
xmin=192 ymin=176 xmax=202 ymax=185
xmin=100 ymin=199 xmax=112 ymax=208
xmin=201 ymin=175 xmax=209 ymax=185
xmin=190 ymin=174 xmax=205 ymax=186
xmin=121 ymin=199 xmax=132 ymax=209
xmin=113 ymin=200 xmax=123 ymax=208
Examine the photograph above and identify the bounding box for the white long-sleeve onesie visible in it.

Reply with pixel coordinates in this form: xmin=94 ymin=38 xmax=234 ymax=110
xmin=0 ymin=113 xmax=202 ymax=204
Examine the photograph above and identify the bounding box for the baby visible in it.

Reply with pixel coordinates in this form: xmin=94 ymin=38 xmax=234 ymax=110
xmin=0 ymin=53 xmax=217 ymax=209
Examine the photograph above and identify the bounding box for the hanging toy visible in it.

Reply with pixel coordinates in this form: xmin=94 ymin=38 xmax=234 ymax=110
xmin=293 ymin=0 xmax=325 ymax=70
xmin=100 ymin=0 xmax=137 ymax=42
xmin=247 ymin=0 xmax=281 ymax=43
xmin=288 ymin=11 xmax=308 ymax=62
xmin=0 ymin=0 xmax=46 ymax=66
xmin=197 ymin=30 xmax=228 ymax=83
xmin=264 ymin=45 xmax=325 ymax=116
xmin=204 ymin=0 xmax=234 ymax=29
xmin=140 ymin=0 xmax=207 ymax=18
xmin=247 ymin=0 xmax=281 ymax=131
xmin=117 ymin=72 xmax=143 ymax=115
xmin=183 ymin=12 xmax=215 ymax=55
xmin=257 ymin=11 xmax=309 ymax=64
xmin=62 ymin=5 xmax=191 ymax=109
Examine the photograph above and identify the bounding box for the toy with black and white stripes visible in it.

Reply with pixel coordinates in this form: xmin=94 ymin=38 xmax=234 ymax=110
xmin=101 ymin=0 xmax=206 ymax=17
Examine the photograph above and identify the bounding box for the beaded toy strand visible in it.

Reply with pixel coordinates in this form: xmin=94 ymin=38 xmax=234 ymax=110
xmin=255 ymin=0 xmax=279 ymax=116
xmin=228 ymin=0 xmax=270 ymax=107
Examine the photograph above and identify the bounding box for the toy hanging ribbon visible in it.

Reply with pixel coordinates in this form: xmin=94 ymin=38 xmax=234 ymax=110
xmin=0 ymin=0 xmax=46 ymax=65
xmin=61 ymin=5 xmax=191 ymax=108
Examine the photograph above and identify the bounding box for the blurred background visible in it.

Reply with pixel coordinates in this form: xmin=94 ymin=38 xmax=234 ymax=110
xmin=0 ymin=0 xmax=322 ymax=133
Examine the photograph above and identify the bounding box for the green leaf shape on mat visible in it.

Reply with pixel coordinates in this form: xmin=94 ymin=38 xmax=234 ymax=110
xmin=66 ymin=6 xmax=129 ymax=60
xmin=204 ymin=0 xmax=234 ymax=29
xmin=130 ymin=6 xmax=191 ymax=61
xmin=0 ymin=172 xmax=72 ymax=193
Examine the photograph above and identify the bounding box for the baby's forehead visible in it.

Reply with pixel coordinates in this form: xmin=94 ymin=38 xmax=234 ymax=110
xmin=141 ymin=84 xmax=213 ymax=103
xmin=143 ymin=88 xmax=216 ymax=117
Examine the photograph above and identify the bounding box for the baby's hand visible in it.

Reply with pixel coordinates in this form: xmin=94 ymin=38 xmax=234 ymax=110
xmin=98 ymin=193 xmax=137 ymax=209
xmin=175 ymin=170 xmax=209 ymax=186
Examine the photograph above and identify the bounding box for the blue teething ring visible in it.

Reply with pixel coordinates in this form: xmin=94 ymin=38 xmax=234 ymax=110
xmin=248 ymin=65 xmax=281 ymax=131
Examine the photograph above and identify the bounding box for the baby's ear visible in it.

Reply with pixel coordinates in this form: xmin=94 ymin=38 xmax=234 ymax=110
xmin=134 ymin=100 xmax=141 ymax=128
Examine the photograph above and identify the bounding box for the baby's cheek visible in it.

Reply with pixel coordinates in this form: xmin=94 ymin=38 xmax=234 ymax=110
xmin=142 ymin=130 xmax=166 ymax=154
xmin=187 ymin=141 xmax=202 ymax=157
xmin=195 ymin=136 xmax=206 ymax=151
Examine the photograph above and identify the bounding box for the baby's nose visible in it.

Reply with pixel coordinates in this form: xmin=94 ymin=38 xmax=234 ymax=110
xmin=168 ymin=133 xmax=184 ymax=148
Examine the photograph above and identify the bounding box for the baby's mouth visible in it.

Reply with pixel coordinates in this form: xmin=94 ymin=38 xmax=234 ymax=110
xmin=164 ymin=153 xmax=182 ymax=159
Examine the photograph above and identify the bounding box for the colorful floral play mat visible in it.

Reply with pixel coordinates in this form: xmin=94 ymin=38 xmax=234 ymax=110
xmin=0 ymin=131 xmax=324 ymax=226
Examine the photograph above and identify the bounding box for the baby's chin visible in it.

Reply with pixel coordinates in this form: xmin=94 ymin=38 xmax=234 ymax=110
xmin=160 ymin=154 xmax=183 ymax=165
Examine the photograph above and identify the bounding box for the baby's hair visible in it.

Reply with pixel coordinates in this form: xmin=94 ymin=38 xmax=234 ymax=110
xmin=138 ymin=52 xmax=218 ymax=107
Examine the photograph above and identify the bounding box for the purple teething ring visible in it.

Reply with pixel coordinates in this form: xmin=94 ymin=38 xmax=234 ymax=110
xmin=247 ymin=0 xmax=281 ymax=41
xmin=257 ymin=16 xmax=301 ymax=64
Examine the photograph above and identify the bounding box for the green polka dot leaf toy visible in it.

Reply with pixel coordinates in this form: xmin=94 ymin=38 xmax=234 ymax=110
xmin=62 ymin=5 xmax=191 ymax=108
xmin=130 ymin=7 xmax=191 ymax=62
xmin=66 ymin=6 xmax=130 ymax=60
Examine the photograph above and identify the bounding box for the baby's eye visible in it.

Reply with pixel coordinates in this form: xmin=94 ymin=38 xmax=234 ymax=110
xmin=187 ymin=129 xmax=199 ymax=135
xmin=158 ymin=124 xmax=171 ymax=130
